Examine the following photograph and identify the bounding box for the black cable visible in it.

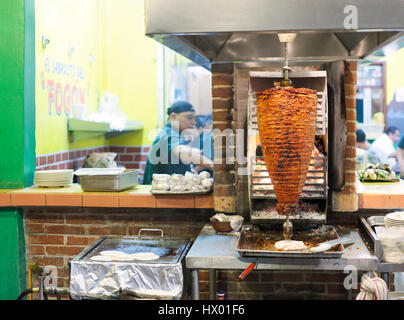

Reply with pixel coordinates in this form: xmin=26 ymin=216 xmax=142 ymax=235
xmin=16 ymin=288 xmax=33 ymax=300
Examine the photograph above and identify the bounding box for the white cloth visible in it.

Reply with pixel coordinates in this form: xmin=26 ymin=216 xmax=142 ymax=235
xmin=356 ymin=274 xmax=389 ymax=300
xmin=368 ymin=133 xmax=396 ymax=167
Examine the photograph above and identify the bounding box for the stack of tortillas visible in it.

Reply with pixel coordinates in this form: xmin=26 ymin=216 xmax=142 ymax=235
xmin=90 ymin=250 xmax=159 ymax=262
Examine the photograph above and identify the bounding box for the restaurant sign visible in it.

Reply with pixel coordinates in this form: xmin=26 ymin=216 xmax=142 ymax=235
xmin=40 ymin=57 xmax=90 ymax=117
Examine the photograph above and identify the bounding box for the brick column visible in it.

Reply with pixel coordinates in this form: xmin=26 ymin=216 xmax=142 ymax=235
xmin=211 ymin=64 xmax=237 ymax=213
xmin=331 ymin=61 xmax=358 ymax=212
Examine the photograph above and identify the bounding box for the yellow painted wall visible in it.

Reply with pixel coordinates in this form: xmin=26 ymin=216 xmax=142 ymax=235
xmin=35 ymin=0 xmax=158 ymax=155
xmin=101 ymin=0 xmax=158 ymax=147
xmin=385 ymin=47 xmax=404 ymax=104
xmin=35 ymin=0 xmax=104 ymax=155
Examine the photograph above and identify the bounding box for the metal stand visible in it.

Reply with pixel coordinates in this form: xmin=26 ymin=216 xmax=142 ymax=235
xmin=191 ymin=269 xmax=200 ymax=300
xmin=209 ymin=269 xmax=216 ymax=300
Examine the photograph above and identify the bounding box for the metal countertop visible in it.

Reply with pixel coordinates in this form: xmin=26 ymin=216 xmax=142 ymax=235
xmin=185 ymin=224 xmax=377 ymax=271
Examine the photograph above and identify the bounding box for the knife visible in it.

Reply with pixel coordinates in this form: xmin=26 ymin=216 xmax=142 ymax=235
xmin=309 ymin=237 xmax=353 ymax=253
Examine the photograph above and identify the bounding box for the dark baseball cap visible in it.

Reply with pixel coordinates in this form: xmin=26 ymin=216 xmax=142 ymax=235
xmin=167 ymin=101 xmax=195 ymax=115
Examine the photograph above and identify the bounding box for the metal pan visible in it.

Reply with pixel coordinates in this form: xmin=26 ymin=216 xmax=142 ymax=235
xmin=236 ymin=225 xmax=345 ymax=259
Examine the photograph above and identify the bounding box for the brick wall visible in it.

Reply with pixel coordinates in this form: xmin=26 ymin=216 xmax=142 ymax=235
xmin=212 ymin=64 xmax=237 ymax=214
xmin=199 ymin=270 xmax=349 ymax=300
xmin=35 ymin=145 xmax=150 ymax=182
xmin=331 ymin=61 xmax=358 ymax=211
xmin=23 ymin=207 xmax=213 ymax=299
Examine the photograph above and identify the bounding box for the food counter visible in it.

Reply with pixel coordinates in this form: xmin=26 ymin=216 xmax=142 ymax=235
xmin=357 ymin=179 xmax=404 ymax=209
xmin=0 ymin=184 xmax=213 ymax=209
xmin=186 ymin=224 xmax=378 ymax=300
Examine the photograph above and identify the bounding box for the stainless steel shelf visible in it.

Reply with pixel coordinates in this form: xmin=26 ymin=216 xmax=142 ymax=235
xmin=68 ymin=119 xmax=143 ymax=143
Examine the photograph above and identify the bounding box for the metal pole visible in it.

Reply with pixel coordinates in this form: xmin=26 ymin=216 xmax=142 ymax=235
xmin=345 ymin=288 xmax=352 ymax=300
xmin=191 ymin=269 xmax=200 ymax=300
xmin=209 ymin=269 xmax=216 ymax=300
xmin=381 ymin=272 xmax=390 ymax=287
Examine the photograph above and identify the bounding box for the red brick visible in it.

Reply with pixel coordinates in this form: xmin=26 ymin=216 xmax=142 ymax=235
xmin=29 ymin=235 xmax=64 ymax=245
xmin=345 ymin=158 xmax=356 ymax=170
xmin=126 ymin=146 xmax=141 ymax=153
xmin=346 ymin=101 xmax=357 ymax=113
xmin=134 ymin=154 xmax=148 ymax=162
xmin=346 ymin=121 xmax=356 ymax=133
xmin=346 ymin=109 xmax=356 ymax=121
xmin=283 ymin=283 xmax=326 ymax=294
xmin=346 ymin=134 xmax=356 ymax=146
xmin=109 ymin=146 xmax=125 ymax=153
xmin=46 ymin=224 xmax=85 ymax=235
xmin=261 ymin=272 xmax=305 ymax=282
xmin=118 ymin=154 xmax=133 ymax=162
xmin=65 ymin=215 xmax=106 ymax=225
xmin=212 ymin=87 xmax=233 ymax=98
xmin=345 ymin=61 xmax=358 ymax=72
xmin=66 ymin=236 xmax=100 ymax=246
xmin=327 ymin=284 xmax=346 ymax=294
xmin=47 ymin=154 xmax=55 ymax=164
xmin=238 ymin=282 xmax=281 ymax=293
xmin=25 ymin=223 xmax=45 ymax=233
xmin=27 ymin=245 xmax=45 ymax=255
xmin=35 ymin=257 xmax=65 ymax=267
xmin=305 ymin=272 xmax=345 ymax=283
xmin=212 ymin=74 xmax=233 ymax=86
xmin=62 ymin=152 xmax=68 ymax=161
xmin=344 ymin=72 xmax=357 ymax=84
xmin=39 ymin=156 xmax=46 ymax=165
xmin=46 ymin=246 xmax=84 ymax=256
xmin=88 ymin=225 xmax=127 ymax=235
xmin=213 ymin=99 xmax=233 ymax=109
xmin=213 ymin=110 xmax=232 ymax=122
xmin=345 ymin=88 xmax=357 ymax=100
xmin=345 ymin=146 xmax=356 ymax=158
xmin=218 ymin=270 xmax=259 ymax=282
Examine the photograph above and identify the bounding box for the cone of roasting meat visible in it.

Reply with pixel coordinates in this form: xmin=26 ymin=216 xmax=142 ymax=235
xmin=256 ymin=87 xmax=317 ymax=216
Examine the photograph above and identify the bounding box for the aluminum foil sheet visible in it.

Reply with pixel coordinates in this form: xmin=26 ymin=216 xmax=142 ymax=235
xmin=70 ymin=261 xmax=184 ymax=300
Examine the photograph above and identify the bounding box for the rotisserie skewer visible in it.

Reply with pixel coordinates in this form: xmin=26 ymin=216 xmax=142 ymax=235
xmin=256 ymin=87 xmax=317 ymax=239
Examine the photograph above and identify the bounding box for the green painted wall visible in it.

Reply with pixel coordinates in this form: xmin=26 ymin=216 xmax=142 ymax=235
xmin=0 ymin=210 xmax=26 ymax=299
xmin=0 ymin=0 xmax=34 ymax=299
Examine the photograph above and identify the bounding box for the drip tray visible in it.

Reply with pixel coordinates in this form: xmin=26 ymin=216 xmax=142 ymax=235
xmin=236 ymin=225 xmax=344 ymax=259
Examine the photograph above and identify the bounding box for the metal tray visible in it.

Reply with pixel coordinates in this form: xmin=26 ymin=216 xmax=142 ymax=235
xmin=79 ymin=169 xmax=140 ymax=192
xmin=236 ymin=225 xmax=345 ymax=259
xmin=72 ymin=229 xmax=191 ymax=265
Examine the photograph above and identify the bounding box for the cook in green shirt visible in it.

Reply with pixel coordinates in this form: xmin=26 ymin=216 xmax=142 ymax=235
xmin=142 ymin=101 xmax=213 ymax=184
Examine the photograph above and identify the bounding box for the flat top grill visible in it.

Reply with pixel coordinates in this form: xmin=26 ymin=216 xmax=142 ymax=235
xmin=73 ymin=235 xmax=190 ymax=265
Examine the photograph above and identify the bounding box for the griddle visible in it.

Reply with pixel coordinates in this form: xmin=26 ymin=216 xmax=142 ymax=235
xmin=236 ymin=225 xmax=345 ymax=258
xmin=72 ymin=229 xmax=191 ymax=264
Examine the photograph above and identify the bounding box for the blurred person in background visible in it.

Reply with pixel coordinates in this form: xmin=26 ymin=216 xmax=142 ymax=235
xmin=356 ymin=129 xmax=379 ymax=168
xmin=192 ymin=114 xmax=213 ymax=176
xmin=397 ymin=136 xmax=404 ymax=179
xmin=368 ymin=126 xmax=400 ymax=171
xmin=142 ymin=101 xmax=213 ymax=184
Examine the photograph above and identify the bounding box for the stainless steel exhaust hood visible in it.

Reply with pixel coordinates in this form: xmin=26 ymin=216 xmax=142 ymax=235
xmin=145 ymin=0 xmax=404 ymax=70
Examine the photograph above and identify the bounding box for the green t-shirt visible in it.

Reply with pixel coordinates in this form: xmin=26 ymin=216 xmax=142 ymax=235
xmin=142 ymin=123 xmax=192 ymax=184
